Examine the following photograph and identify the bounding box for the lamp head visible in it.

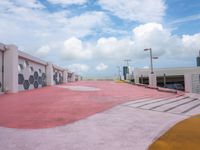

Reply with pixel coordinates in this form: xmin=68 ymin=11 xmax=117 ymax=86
xmin=144 ymin=48 xmax=151 ymax=51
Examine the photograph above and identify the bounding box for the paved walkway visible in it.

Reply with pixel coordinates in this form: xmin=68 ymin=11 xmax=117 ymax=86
xmin=1 ymin=81 xmax=199 ymax=150
xmin=0 ymin=100 xmax=188 ymax=150
xmin=0 ymin=81 xmax=174 ymax=129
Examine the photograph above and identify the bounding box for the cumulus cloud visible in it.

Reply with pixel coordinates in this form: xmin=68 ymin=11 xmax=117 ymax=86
xmin=15 ymin=0 xmax=44 ymax=9
xmin=96 ymin=63 xmax=108 ymax=71
xmin=61 ymin=37 xmax=92 ymax=60
xmin=65 ymin=11 xmax=109 ymax=37
xmin=68 ymin=64 xmax=90 ymax=73
xmin=98 ymin=0 xmax=166 ymax=22
xmin=36 ymin=45 xmax=51 ymax=57
xmin=95 ymin=37 xmax=134 ymax=59
xmin=57 ymin=22 xmax=200 ymax=62
xmin=0 ymin=0 xmax=109 ymax=52
xmin=47 ymin=0 xmax=87 ymax=5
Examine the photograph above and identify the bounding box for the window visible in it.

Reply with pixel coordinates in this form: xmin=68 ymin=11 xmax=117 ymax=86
xmin=30 ymin=66 xmax=34 ymax=73
xmin=18 ymin=64 xmax=24 ymax=72
xmin=24 ymin=60 xmax=29 ymax=68
xmin=39 ymin=69 xmax=42 ymax=74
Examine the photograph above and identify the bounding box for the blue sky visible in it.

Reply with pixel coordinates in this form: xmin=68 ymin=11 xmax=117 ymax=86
xmin=0 ymin=0 xmax=200 ymax=77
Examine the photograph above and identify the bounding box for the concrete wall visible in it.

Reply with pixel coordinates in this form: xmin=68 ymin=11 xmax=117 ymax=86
xmin=53 ymin=66 xmax=64 ymax=85
xmin=18 ymin=56 xmax=47 ymax=91
xmin=0 ymin=49 xmax=3 ymax=92
xmin=185 ymin=72 xmax=200 ymax=94
xmin=0 ymin=43 xmax=80 ymax=93
xmin=134 ymin=67 xmax=200 ymax=94
xmin=134 ymin=67 xmax=200 ymax=78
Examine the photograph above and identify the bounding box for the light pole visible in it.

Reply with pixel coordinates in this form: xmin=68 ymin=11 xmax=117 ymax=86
xmin=144 ymin=48 xmax=158 ymax=74
xmin=124 ymin=59 xmax=131 ymax=67
xmin=117 ymin=66 xmax=121 ymax=80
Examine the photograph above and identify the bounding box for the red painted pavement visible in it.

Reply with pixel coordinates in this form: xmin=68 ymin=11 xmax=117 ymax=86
xmin=0 ymin=81 xmax=177 ymax=129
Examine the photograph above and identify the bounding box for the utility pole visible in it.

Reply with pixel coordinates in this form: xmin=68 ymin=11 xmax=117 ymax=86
xmin=124 ymin=59 xmax=131 ymax=66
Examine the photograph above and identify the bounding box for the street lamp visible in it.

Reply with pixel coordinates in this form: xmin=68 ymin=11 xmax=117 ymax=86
xmin=144 ymin=48 xmax=158 ymax=74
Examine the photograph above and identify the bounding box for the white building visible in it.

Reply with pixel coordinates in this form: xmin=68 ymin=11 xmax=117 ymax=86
xmin=0 ymin=43 xmax=79 ymax=94
xmin=133 ymin=67 xmax=200 ymax=94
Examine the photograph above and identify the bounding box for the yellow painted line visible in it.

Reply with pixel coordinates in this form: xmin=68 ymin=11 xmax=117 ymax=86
xmin=114 ymin=80 xmax=125 ymax=83
xmin=148 ymin=114 xmax=200 ymax=150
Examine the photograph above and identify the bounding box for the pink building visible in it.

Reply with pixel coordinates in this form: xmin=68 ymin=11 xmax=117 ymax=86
xmin=0 ymin=43 xmax=80 ymax=93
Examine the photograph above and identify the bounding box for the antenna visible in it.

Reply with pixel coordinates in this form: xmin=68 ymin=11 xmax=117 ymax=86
xmin=124 ymin=59 xmax=131 ymax=66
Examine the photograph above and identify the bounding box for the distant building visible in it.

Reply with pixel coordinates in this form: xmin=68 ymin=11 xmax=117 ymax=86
xmin=133 ymin=67 xmax=200 ymax=93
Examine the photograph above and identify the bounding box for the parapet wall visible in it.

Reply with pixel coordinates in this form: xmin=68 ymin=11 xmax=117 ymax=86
xmin=0 ymin=43 xmax=80 ymax=93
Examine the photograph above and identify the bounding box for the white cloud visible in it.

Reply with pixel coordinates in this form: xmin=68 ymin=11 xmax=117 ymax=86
xmin=68 ymin=64 xmax=90 ymax=73
xmin=182 ymin=33 xmax=200 ymax=50
xmin=47 ymin=0 xmax=87 ymax=5
xmin=61 ymin=37 xmax=92 ymax=60
xmin=98 ymin=0 xmax=166 ymax=22
xmin=96 ymin=63 xmax=108 ymax=71
xmin=170 ymin=13 xmax=200 ymax=25
xmin=96 ymin=37 xmax=134 ymax=59
xmin=92 ymin=23 xmax=200 ymax=61
xmin=0 ymin=0 xmax=109 ymax=53
xmin=36 ymin=45 xmax=51 ymax=57
xmin=15 ymin=0 xmax=44 ymax=9
xmin=58 ymin=23 xmax=200 ymax=62
xmin=65 ymin=11 xmax=109 ymax=37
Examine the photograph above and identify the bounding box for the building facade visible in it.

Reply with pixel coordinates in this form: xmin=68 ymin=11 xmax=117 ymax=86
xmin=134 ymin=67 xmax=200 ymax=93
xmin=0 ymin=43 xmax=79 ymax=93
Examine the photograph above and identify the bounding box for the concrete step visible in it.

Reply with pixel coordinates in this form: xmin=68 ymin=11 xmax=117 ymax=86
xmin=139 ymin=96 xmax=188 ymax=110
xmin=168 ymin=99 xmax=200 ymax=114
xmin=128 ymin=96 xmax=184 ymax=108
xmin=184 ymin=103 xmax=200 ymax=116
xmin=153 ymin=98 xmax=196 ymax=112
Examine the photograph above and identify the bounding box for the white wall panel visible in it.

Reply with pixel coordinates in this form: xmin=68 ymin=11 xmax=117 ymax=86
xmin=18 ymin=57 xmax=47 ymax=91
xmin=0 ymin=51 xmax=3 ymax=91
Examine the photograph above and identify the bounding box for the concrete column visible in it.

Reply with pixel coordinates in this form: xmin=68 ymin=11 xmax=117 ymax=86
xmin=134 ymin=76 xmax=140 ymax=84
xmin=71 ymin=73 xmax=75 ymax=82
xmin=63 ymin=70 xmax=68 ymax=83
xmin=46 ymin=62 xmax=54 ymax=86
xmin=78 ymin=76 xmax=81 ymax=81
xmin=4 ymin=44 xmax=18 ymax=93
xmin=184 ymin=73 xmax=192 ymax=93
xmin=149 ymin=73 xmax=157 ymax=88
